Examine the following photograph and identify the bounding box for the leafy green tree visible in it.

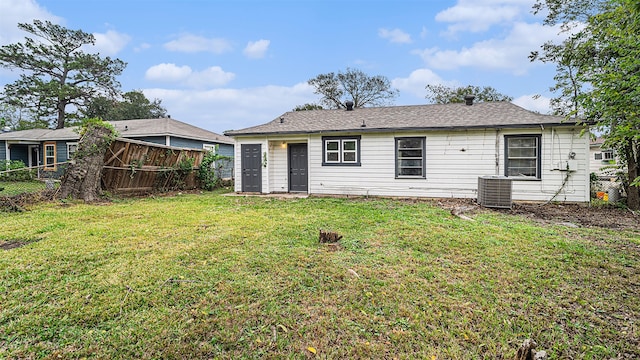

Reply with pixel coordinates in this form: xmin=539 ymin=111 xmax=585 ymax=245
xmin=307 ymin=68 xmax=398 ymax=109
xmin=425 ymin=84 xmax=512 ymax=104
xmin=532 ymin=0 xmax=640 ymax=209
xmin=84 ymin=90 xmax=167 ymax=120
xmin=293 ymin=103 xmax=324 ymax=111
xmin=0 ymin=102 xmax=47 ymax=130
xmin=0 ymin=20 xmax=126 ymax=129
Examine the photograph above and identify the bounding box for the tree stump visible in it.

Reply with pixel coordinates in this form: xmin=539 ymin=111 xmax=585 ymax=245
xmin=319 ymin=229 xmax=342 ymax=243
xmin=515 ymin=339 xmax=547 ymax=360
xmin=59 ymin=123 xmax=115 ymax=202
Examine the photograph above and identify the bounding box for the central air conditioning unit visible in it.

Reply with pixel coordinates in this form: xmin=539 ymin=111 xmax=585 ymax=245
xmin=477 ymin=176 xmax=512 ymax=209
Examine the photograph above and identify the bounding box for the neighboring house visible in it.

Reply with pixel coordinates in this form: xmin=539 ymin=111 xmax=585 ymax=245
xmin=225 ymin=101 xmax=591 ymax=203
xmin=0 ymin=117 xmax=234 ymax=178
xmin=589 ymin=137 xmax=618 ymax=177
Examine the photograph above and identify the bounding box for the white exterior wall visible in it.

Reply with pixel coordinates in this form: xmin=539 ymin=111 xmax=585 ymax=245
xmin=589 ymin=146 xmax=619 ymax=177
xmin=232 ymin=126 xmax=590 ymax=202
xmin=233 ymin=136 xmax=309 ymax=193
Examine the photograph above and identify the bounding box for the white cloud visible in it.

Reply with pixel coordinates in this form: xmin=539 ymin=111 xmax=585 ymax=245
xmin=186 ymin=66 xmax=236 ymax=88
xmin=436 ymin=0 xmax=535 ymax=34
xmin=413 ymin=22 xmax=564 ymax=75
xmin=378 ymin=28 xmax=412 ymax=44
xmin=513 ymin=94 xmax=552 ymax=114
xmin=134 ymin=43 xmax=151 ymax=52
xmin=420 ymin=26 xmax=429 ymax=39
xmin=392 ymin=68 xmax=445 ymax=99
xmin=92 ymin=30 xmax=131 ymax=56
xmin=0 ymin=0 xmax=62 ymax=45
xmin=163 ymin=34 xmax=232 ymax=54
xmin=243 ymin=39 xmax=270 ymax=59
xmin=142 ymin=82 xmax=316 ymax=133
xmin=145 ymin=63 xmax=193 ymax=82
xmin=145 ymin=63 xmax=235 ymax=88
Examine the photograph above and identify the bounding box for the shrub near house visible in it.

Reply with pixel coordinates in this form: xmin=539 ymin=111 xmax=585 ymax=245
xmin=0 ymin=160 xmax=35 ymax=181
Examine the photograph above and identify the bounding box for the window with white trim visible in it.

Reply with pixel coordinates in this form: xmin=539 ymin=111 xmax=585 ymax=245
xmin=322 ymin=136 xmax=360 ymax=166
xmin=203 ymin=144 xmax=217 ymax=153
xmin=395 ymin=137 xmax=425 ymax=178
xmin=594 ymin=152 xmax=602 ymax=160
xmin=67 ymin=142 xmax=78 ymax=160
xmin=203 ymin=144 xmax=218 ymax=169
xmin=602 ymin=150 xmax=614 ymax=160
xmin=44 ymin=142 xmax=56 ymax=171
xmin=505 ymin=135 xmax=541 ymax=179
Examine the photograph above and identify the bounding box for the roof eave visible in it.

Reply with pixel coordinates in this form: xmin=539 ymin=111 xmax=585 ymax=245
xmin=115 ymin=131 xmax=233 ymax=144
xmin=226 ymin=122 xmax=587 ymax=137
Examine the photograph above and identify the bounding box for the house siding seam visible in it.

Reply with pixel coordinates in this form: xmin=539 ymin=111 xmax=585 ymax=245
xmin=170 ymin=137 xmax=204 ymax=148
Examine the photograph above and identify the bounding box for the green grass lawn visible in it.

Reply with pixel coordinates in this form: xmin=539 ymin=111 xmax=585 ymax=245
xmin=1 ymin=192 xmax=638 ymax=359
xmin=0 ymin=180 xmax=49 ymax=197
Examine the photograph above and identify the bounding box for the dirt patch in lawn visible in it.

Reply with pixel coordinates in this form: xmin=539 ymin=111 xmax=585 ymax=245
xmin=433 ymin=198 xmax=639 ymax=231
xmin=0 ymin=238 xmax=41 ymax=250
xmin=0 ymin=189 xmax=58 ymax=212
xmin=508 ymin=202 xmax=639 ymax=230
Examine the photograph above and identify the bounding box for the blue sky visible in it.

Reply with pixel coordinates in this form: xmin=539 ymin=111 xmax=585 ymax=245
xmin=0 ymin=0 xmax=565 ymax=134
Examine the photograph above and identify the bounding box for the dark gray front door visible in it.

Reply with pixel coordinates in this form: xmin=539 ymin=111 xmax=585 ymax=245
xmin=241 ymin=144 xmax=262 ymax=192
xmin=288 ymin=143 xmax=308 ymax=192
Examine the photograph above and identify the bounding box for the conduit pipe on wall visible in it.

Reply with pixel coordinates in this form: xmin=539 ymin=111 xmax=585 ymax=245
xmin=494 ymin=128 xmax=501 ymax=175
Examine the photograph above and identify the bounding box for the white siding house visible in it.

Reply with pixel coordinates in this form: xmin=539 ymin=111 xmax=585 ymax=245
xmin=589 ymin=137 xmax=619 ymax=177
xmin=226 ymin=101 xmax=591 ymax=203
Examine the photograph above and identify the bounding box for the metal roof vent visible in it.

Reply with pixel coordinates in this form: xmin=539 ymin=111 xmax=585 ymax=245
xmin=345 ymin=100 xmax=354 ymax=111
xmin=464 ymin=94 xmax=475 ymax=106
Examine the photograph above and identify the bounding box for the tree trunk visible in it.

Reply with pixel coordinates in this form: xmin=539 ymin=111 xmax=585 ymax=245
xmin=626 ymin=140 xmax=639 ymax=210
xmin=58 ymin=125 xmax=113 ymax=201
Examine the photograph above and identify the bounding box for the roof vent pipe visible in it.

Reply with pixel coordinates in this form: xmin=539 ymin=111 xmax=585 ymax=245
xmin=464 ymin=95 xmax=475 ymax=106
xmin=345 ymin=100 xmax=354 ymax=111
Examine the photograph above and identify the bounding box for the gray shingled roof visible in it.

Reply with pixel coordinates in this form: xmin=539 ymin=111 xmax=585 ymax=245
xmin=0 ymin=118 xmax=233 ymax=144
xmin=225 ymin=102 xmax=582 ymax=136
xmin=111 ymin=118 xmax=233 ymax=144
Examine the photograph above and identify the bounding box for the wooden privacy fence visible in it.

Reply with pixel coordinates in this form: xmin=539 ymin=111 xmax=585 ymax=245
xmin=101 ymin=138 xmax=205 ymax=194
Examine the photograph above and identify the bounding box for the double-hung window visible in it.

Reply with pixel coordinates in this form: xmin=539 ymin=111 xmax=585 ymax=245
xmin=322 ymin=136 xmax=360 ymax=166
xmin=44 ymin=142 xmax=56 ymax=171
xmin=396 ymin=137 xmax=425 ymax=178
xmin=67 ymin=142 xmax=78 ymax=160
xmin=602 ymin=150 xmax=614 ymax=161
xmin=505 ymin=135 xmax=541 ymax=179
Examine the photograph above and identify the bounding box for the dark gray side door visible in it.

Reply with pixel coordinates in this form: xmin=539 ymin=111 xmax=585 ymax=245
xmin=288 ymin=143 xmax=308 ymax=192
xmin=241 ymin=144 xmax=262 ymax=192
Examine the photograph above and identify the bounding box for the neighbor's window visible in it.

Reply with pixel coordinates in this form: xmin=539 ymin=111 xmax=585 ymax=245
xmin=67 ymin=142 xmax=78 ymax=160
xmin=203 ymin=144 xmax=217 ymax=153
xmin=44 ymin=142 xmax=56 ymax=170
xmin=505 ymin=135 xmax=541 ymax=179
xmin=396 ymin=137 xmax=425 ymax=178
xmin=594 ymin=152 xmax=602 ymax=160
xmin=322 ymin=136 xmax=360 ymax=165
xmin=602 ymin=150 xmax=614 ymax=160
